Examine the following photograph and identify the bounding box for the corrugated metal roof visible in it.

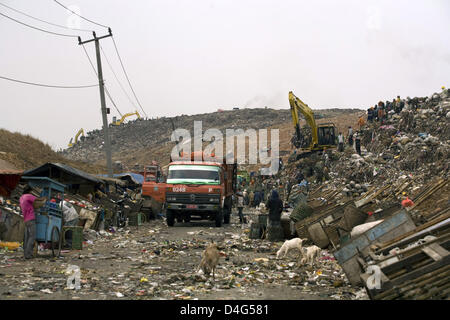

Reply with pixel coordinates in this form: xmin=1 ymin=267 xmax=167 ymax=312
xmin=23 ymin=162 xmax=102 ymax=184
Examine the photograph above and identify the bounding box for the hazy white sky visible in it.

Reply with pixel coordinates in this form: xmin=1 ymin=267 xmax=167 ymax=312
xmin=1 ymin=0 xmax=449 ymax=149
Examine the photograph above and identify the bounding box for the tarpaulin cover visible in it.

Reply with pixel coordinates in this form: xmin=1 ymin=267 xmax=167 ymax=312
xmin=100 ymin=173 xmax=144 ymax=185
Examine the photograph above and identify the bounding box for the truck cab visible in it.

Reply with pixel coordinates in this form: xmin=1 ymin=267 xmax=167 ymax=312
xmin=164 ymin=152 xmax=237 ymax=227
xmin=141 ymin=165 xmax=166 ymax=219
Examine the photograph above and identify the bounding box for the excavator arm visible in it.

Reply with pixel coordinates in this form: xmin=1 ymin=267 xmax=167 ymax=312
xmin=289 ymin=91 xmax=319 ymax=148
xmin=114 ymin=111 xmax=141 ymax=125
xmin=68 ymin=128 xmax=84 ymax=147
xmin=74 ymin=128 xmax=84 ymax=144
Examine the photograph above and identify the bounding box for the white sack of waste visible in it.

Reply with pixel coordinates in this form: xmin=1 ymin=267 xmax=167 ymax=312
xmin=350 ymin=220 xmax=384 ymax=238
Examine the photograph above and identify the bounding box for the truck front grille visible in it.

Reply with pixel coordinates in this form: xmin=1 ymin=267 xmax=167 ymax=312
xmin=166 ymin=193 xmax=220 ymax=204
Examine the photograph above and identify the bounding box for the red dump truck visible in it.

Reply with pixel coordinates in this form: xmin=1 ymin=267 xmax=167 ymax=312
xmin=140 ymin=165 xmax=166 ymax=219
xmin=164 ymin=152 xmax=237 ymax=227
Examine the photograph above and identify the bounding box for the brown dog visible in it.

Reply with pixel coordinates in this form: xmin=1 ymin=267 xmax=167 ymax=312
xmin=198 ymin=242 xmax=221 ymax=279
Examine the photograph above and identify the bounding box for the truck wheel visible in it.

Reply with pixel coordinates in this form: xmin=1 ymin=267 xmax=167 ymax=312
xmin=166 ymin=210 xmax=175 ymax=227
xmin=215 ymin=210 xmax=223 ymax=227
xmin=223 ymin=207 xmax=230 ymax=224
xmin=184 ymin=215 xmax=191 ymax=223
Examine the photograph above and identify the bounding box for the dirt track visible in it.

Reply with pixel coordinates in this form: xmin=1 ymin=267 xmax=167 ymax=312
xmin=0 ymin=210 xmax=364 ymax=300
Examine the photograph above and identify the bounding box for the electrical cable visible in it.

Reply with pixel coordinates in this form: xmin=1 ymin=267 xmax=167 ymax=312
xmin=53 ymin=0 xmax=109 ymax=29
xmin=0 ymin=2 xmax=93 ymax=32
xmin=0 ymin=74 xmax=98 ymax=88
xmin=81 ymin=45 xmax=146 ymax=148
xmin=100 ymin=44 xmax=139 ymax=112
xmin=0 ymin=11 xmax=78 ymax=38
xmin=111 ymin=36 xmax=148 ymax=118
xmin=81 ymin=44 xmax=123 ymax=117
xmin=82 ymin=44 xmax=146 ymax=147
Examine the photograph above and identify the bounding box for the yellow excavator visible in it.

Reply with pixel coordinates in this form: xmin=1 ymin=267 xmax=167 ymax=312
xmin=68 ymin=128 xmax=84 ymax=147
xmin=289 ymin=91 xmax=337 ymax=151
xmin=112 ymin=111 xmax=141 ymax=126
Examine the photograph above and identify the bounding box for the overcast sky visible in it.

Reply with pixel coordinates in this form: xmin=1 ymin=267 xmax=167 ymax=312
xmin=1 ymin=0 xmax=449 ymax=149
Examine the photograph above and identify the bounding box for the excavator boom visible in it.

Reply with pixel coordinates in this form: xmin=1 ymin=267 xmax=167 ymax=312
xmin=68 ymin=128 xmax=84 ymax=147
xmin=289 ymin=91 xmax=337 ymax=151
xmin=289 ymin=91 xmax=319 ymax=148
xmin=114 ymin=111 xmax=141 ymax=125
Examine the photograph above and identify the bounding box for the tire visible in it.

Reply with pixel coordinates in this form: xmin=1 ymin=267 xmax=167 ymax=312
xmin=215 ymin=210 xmax=223 ymax=227
xmin=184 ymin=215 xmax=191 ymax=223
xmin=51 ymin=226 xmax=61 ymax=258
xmin=166 ymin=209 xmax=175 ymax=227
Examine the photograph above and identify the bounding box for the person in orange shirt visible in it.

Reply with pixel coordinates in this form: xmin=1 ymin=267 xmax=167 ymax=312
xmin=358 ymin=116 xmax=366 ymax=130
xmin=401 ymin=194 xmax=415 ymax=208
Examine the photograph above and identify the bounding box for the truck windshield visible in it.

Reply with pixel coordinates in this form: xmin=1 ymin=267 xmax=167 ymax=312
xmin=167 ymin=165 xmax=220 ymax=185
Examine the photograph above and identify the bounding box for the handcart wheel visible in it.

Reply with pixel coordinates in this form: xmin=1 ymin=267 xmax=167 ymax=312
xmin=51 ymin=226 xmax=61 ymax=257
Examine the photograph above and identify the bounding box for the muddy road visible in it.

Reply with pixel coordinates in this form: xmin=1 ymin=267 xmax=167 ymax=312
xmin=0 ymin=212 xmax=366 ymax=300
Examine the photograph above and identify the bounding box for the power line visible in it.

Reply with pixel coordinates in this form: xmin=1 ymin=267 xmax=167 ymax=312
xmin=81 ymin=44 xmax=123 ymax=117
xmin=0 ymin=11 xmax=78 ymax=38
xmin=0 ymin=75 xmax=98 ymax=89
xmin=100 ymin=44 xmax=140 ymax=112
xmin=82 ymin=44 xmax=146 ymax=148
xmin=111 ymin=36 xmax=148 ymax=118
xmin=0 ymin=2 xmax=93 ymax=32
xmin=53 ymin=0 xmax=109 ymax=29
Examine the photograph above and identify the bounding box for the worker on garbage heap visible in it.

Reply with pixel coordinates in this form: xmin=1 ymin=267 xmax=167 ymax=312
xmin=249 ymin=190 xmax=255 ymax=208
xmin=266 ymin=189 xmax=284 ymax=226
xmin=322 ymin=148 xmax=330 ymax=167
xmin=236 ymin=189 xmax=246 ymax=224
xmin=367 ymin=108 xmax=373 ymax=122
xmin=358 ymin=116 xmax=366 ymax=130
xmin=355 ymin=132 xmax=362 ymax=156
xmin=348 ymin=126 xmax=354 ymax=146
xmin=19 ymin=185 xmax=46 ymax=259
xmin=401 ymin=193 xmax=415 ymax=208
xmin=338 ymin=132 xmax=345 ymax=152
xmin=373 ymin=104 xmax=378 ymax=121
xmin=243 ymin=189 xmax=249 ymax=206
xmin=378 ymin=102 xmax=385 ymax=123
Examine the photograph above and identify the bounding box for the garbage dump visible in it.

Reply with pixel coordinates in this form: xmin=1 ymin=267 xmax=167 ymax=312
xmin=274 ymin=89 xmax=449 ymax=299
xmin=0 ymin=89 xmax=448 ymax=300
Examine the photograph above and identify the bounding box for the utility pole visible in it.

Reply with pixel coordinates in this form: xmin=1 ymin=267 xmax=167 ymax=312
xmin=79 ymin=29 xmax=113 ymax=177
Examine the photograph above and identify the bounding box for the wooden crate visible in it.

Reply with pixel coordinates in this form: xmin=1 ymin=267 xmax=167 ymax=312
xmin=334 ymin=210 xmax=417 ymax=286
xmin=366 ymin=239 xmax=450 ymax=300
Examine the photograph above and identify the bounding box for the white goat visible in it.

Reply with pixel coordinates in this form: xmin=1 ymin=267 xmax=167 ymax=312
xmin=300 ymin=245 xmax=321 ymax=265
xmin=276 ymin=238 xmax=306 ymax=259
